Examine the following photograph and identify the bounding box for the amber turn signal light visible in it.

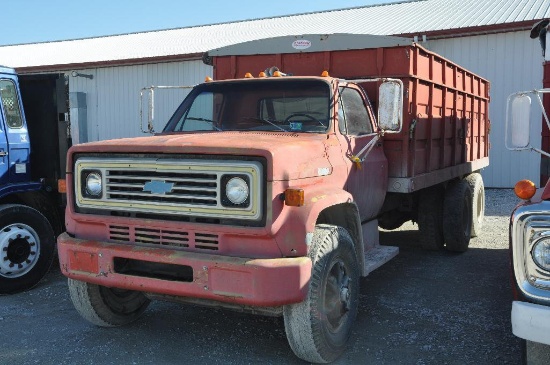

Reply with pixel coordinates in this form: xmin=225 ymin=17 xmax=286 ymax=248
xmin=205 ymin=76 xmax=213 ymax=82
xmin=321 ymin=70 xmax=330 ymax=77
xmin=258 ymin=71 xmax=267 ymax=77
xmin=514 ymin=179 xmax=536 ymax=200
xmin=58 ymin=179 xmax=67 ymax=193
xmin=285 ymin=189 xmax=304 ymax=207
xmin=244 ymin=72 xmax=253 ymax=78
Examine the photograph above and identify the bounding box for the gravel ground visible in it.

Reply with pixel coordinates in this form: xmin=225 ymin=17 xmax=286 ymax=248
xmin=0 ymin=189 xmax=523 ymax=364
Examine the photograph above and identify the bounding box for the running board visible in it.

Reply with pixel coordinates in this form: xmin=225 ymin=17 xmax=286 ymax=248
xmin=364 ymin=244 xmax=399 ymax=276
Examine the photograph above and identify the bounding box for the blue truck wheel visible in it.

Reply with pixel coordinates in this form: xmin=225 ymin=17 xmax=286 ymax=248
xmin=0 ymin=204 xmax=55 ymax=294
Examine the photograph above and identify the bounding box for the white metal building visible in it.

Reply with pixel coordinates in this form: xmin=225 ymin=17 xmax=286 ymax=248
xmin=1 ymin=0 xmax=549 ymax=187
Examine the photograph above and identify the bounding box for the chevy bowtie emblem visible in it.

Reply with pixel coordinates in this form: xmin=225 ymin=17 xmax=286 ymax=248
xmin=143 ymin=180 xmax=174 ymax=194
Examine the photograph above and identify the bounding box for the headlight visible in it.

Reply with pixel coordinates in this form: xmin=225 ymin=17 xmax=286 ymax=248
xmin=85 ymin=172 xmax=102 ymax=197
xmin=533 ymin=238 xmax=550 ymax=271
xmin=225 ymin=177 xmax=249 ymax=205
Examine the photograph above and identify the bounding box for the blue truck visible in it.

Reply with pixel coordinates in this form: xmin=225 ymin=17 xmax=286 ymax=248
xmin=0 ymin=65 xmax=66 ymax=294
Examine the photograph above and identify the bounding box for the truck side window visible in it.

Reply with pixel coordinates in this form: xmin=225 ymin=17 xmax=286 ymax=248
xmin=0 ymin=79 xmax=23 ymax=129
xmin=338 ymin=87 xmax=372 ymax=136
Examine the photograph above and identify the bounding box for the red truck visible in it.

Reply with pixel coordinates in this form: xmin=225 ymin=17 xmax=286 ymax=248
xmin=57 ymin=34 xmax=489 ymax=363
xmin=507 ymin=88 xmax=550 ymax=363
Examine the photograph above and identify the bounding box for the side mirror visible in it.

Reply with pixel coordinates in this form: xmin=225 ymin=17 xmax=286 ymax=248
xmin=378 ymin=80 xmax=403 ymax=133
xmin=506 ymin=94 xmax=531 ymax=150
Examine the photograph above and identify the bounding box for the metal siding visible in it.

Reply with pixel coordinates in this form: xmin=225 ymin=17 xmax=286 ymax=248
xmin=2 ymin=0 xmax=550 ymax=69
xmin=428 ymin=32 xmax=543 ymax=188
xmin=68 ymin=60 xmax=212 ymax=142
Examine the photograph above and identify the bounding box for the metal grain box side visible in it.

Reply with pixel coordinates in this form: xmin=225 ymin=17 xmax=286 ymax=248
xmin=381 ymin=45 xmax=489 ymax=189
xmin=210 ymin=35 xmax=489 ymax=192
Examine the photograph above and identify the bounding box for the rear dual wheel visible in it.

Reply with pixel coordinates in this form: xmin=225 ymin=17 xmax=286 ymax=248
xmin=417 ymin=179 xmax=474 ymax=252
xmin=465 ymin=173 xmax=485 ymax=237
xmin=443 ymin=180 xmax=473 ymax=252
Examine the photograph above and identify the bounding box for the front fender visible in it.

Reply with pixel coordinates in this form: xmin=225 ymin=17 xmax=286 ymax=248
xmin=270 ymin=184 xmax=354 ymax=257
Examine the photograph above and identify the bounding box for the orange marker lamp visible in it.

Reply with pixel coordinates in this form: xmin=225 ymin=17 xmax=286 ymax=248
xmin=514 ymin=179 xmax=536 ymax=200
xmin=284 ymin=189 xmax=305 ymax=207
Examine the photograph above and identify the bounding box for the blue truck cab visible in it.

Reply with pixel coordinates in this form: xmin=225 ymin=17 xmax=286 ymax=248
xmin=0 ymin=66 xmax=36 ymax=187
xmin=0 ymin=66 xmax=65 ymax=294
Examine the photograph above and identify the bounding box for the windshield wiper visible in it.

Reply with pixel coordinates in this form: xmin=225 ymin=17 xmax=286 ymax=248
xmin=185 ymin=117 xmax=223 ymax=131
xmin=242 ymin=117 xmax=288 ymax=132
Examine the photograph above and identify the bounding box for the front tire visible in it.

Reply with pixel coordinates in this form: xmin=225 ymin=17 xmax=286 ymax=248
xmin=68 ymin=279 xmax=150 ymax=327
xmin=0 ymin=204 xmax=55 ymax=294
xmin=283 ymin=225 xmax=359 ymax=363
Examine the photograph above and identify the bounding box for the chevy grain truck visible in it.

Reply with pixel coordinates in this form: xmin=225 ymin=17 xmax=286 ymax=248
xmin=57 ymin=34 xmax=489 ymax=363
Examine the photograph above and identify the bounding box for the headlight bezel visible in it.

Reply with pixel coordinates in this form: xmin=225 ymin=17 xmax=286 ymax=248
xmin=82 ymin=170 xmax=103 ymax=199
xmin=221 ymin=174 xmax=250 ymax=208
xmin=512 ymin=204 xmax=550 ymax=304
xmin=532 ymin=236 xmax=550 ymax=272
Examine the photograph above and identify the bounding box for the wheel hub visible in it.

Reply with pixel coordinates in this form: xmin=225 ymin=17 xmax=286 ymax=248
xmin=325 ymin=261 xmax=352 ymax=331
xmin=0 ymin=224 xmax=40 ymax=278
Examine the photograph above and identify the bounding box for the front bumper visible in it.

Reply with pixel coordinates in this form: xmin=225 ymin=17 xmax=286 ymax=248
xmin=58 ymin=233 xmax=311 ymax=307
xmin=512 ymin=301 xmax=550 ymax=345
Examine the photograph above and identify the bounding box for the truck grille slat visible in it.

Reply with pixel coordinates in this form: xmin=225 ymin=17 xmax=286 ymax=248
xmin=109 ymin=225 xmax=218 ymax=251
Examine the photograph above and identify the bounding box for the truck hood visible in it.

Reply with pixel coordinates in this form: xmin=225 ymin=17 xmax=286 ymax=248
xmin=68 ymin=132 xmax=336 ymax=181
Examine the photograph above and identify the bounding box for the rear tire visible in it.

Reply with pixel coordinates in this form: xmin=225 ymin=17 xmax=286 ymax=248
xmin=283 ymin=225 xmax=359 ymax=363
xmin=68 ymin=278 xmax=150 ymax=327
xmin=443 ymin=180 xmax=472 ymax=252
xmin=0 ymin=204 xmax=55 ymax=294
xmin=417 ymin=187 xmax=444 ymax=250
xmin=465 ymin=173 xmax=485 ymax=237
xmin=523 ymin=340 xmax=550 ymax=365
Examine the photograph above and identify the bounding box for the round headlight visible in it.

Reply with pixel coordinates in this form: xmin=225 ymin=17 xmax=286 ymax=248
xmin=532 ymin=239 xmax=550 ymax=271
xmin=226 ymin=177 xmax=249 ymax=205
xmin=86 ymin=172 xmax=102 ymax=196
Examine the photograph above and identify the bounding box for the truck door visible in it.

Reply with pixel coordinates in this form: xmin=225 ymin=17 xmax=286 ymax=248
xmin=337 ymin=85 xmax=387 ymax=222
xmin=0 ymin=78 xmax=26 ymax=185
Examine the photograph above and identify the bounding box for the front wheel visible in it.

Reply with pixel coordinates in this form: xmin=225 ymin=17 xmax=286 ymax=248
xmin=0 ymin=204 xmax=55 ymax=294
xmin=68 ymin=279 xmax=151 ymax=327
xmin=283 ymin=225 xmax=359 ymax=363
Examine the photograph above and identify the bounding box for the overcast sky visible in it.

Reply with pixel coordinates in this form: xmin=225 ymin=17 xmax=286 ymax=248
xmin=0 ymin=0 xmax=405 ymax=46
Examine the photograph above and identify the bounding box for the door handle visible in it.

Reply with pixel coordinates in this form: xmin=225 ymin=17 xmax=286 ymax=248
xmin=0 ymin=151 xmax=8 ymax=156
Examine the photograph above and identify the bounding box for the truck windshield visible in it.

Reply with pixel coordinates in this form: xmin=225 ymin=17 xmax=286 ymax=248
xmin=163 ymin=79 xmax=331 ymax=133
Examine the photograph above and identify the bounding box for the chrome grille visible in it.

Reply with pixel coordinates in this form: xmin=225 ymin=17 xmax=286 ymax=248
xmin=106 ymin=169 xmax=218 ymax=206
